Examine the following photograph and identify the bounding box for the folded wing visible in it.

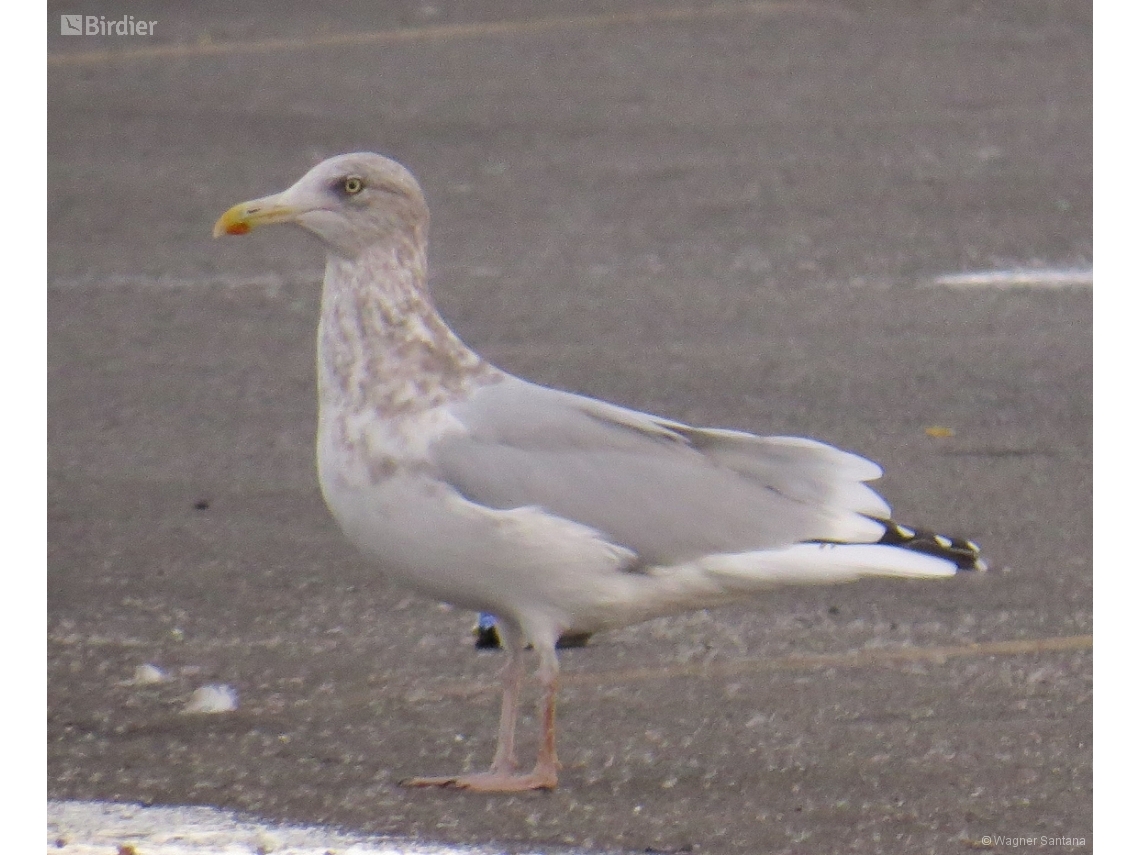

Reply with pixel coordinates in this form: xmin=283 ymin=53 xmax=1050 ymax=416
xmin=431 ymin=379 xmax=890 ymax=566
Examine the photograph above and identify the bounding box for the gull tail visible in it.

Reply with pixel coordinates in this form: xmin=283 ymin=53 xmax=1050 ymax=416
xmin=582 ymin=528 xmax=986 ymax=630
xmin=698 ymin=543 xmax=959 ymax=594
xmin=694 ymin=524 xmax=985 ymax=594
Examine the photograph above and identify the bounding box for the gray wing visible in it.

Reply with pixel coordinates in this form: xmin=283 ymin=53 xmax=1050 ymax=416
xmin=432 ymin=378 xmax=890 ymax=565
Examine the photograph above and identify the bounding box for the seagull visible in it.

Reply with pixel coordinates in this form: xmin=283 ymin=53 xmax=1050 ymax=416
xmin=214 ymin=152 xmax=985 ymax=792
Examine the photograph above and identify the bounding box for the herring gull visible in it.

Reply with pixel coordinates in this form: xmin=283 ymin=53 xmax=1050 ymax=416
xmin=213 ymin=152 xmax=984 ymax=792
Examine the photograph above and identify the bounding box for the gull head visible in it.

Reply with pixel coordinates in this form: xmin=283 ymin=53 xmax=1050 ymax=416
xmin=213 ymin=152 xmax=428 ymax=257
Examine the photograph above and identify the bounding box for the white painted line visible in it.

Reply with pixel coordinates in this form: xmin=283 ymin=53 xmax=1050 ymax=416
xmin=53 ymin=267 xmax=1094 ymax=292
xmin=48 ymin=800 xmax=550 ymax=854
xmin=929 ymin=268 xmax=1093 ymax=288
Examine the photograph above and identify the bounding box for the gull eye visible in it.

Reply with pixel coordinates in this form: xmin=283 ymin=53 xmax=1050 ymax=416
xmin=341 ymin=176 xmax=364 ymax=195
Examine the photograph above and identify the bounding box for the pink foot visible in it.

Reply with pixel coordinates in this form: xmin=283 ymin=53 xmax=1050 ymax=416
xmin=400 ymin=767 xmax=557 ymax=792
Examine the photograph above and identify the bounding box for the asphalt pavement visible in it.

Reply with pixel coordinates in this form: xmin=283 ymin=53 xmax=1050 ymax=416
xmin=47 ymin=2 xmax=1091 ymax=853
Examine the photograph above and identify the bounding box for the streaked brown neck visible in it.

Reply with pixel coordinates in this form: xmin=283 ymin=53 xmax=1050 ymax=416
xmin=316 ymin=233 xmax=499 ymax=418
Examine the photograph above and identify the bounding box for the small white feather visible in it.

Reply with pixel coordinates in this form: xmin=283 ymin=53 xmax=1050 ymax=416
xmin=121 ymin=663 xmax=168 ymax=686
xmin=183 ymin=684 xmax=239 ymax=714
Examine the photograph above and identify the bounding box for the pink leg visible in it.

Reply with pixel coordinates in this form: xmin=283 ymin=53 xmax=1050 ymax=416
xmin=531 ymin=641 xmax=561 ymax=784
xmin=402 ymin=625 xmax=561 ymax=793
xmin=488 ymin=624 xmax=525 ymax=774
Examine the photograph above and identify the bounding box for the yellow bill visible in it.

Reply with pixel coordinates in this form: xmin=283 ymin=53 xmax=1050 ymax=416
xmin=212 ymin=193 xmax=301 ymax=238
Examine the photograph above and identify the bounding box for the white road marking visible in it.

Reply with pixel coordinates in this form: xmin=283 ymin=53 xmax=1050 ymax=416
xmin=929 ymin=268 xmax=1092 ymax=288
xmin=50 ymin=266 xmax=1094 ymax=292
xmin=47 ymin=800 xmax=547 ymax=854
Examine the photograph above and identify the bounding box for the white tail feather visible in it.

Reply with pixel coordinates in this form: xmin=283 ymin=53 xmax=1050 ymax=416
xmin=699 ymin=542 xmax=958 ymax=591
xmin=568 ymin=542 xmax=962 ymax=632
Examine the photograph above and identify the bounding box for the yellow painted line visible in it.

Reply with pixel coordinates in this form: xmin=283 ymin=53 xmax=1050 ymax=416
xmin=48 ymin=2 xmax=850 ymax=68
xmin=406 ymin=634 xmax=1093 ymax=701
xmin=50 ymin=631 xmax=1090 ymax=702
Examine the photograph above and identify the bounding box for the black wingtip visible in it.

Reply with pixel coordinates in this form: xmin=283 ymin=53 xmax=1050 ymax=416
xmin=877 ymin=520 xmax=988 ymax=572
